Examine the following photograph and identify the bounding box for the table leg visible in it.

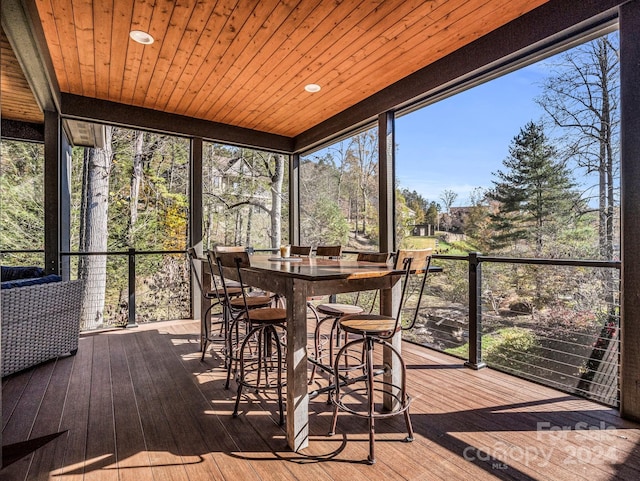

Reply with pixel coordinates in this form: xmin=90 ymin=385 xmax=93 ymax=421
xmin=382 ymin=281 xmax=402 ymax=410
xmin=200 ymin=268 xmax=212 ymax=352
xmin=285 ymin=278 xmax=309 ymax=451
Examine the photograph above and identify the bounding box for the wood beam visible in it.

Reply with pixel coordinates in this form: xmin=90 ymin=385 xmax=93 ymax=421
xmin=293 ymin=0 xmax=623 ymax=153
xmin=60 ymin=93 xmax=294 ymax=154
xmin=619 ymin=0 xmax=640 ymax=423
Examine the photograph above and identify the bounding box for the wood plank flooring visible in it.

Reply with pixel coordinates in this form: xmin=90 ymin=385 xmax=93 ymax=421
xmin=3 ymin=319 xmax=639 ymax=481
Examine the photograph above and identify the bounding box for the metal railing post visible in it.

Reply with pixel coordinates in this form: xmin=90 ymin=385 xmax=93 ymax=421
xmin=465 ymin=252 xmax=486 ymax=369
xmin=127 ymin=247 xmax=138 ymax=328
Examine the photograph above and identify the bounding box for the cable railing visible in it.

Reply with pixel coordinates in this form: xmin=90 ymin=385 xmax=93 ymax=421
xmin=405 ymin=253 xmax=621 ymax=407
xmin=1 ymin=248 xmax=191 ymax=331
xmin=2 ymin=247 xmax=621 ymax=406
xmin=63 ymin=249 xmax=190 ymax=330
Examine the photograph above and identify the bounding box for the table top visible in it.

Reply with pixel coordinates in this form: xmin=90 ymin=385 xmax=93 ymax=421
xmin=245 ymin=255 xmax=405 ymax=281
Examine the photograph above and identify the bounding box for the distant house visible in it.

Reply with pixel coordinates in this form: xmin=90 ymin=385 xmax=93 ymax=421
xmin=207 ymin=156 xmax=270 ymax=206
xmin=412 ymin=224 xmax=436 ymax=237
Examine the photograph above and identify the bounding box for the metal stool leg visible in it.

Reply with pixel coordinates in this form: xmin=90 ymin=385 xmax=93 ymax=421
xmin=232 ymin=323 xmax=286 ymax=425
xmin=365 ymin=337 xmax=376 ymax=464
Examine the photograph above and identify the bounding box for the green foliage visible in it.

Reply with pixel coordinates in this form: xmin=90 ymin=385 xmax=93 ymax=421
xmin=484 ymin=327 xmax=539 ymax=368
xmin=300 ymin=128 xmax=379 ymax=249
xmin=425 ymin=202 xmax=439 ymax=225
xmin=432 ymin=259 xmax=469 ymax=304
xmin=395 ymin=189 xmax=413 ymax=246
xmin=487 ymin=121 xmax=584 ymax=256
xmin=0 ymin=140 xmax=45 ymax=252
xmin=400 ymin=188 xmax=429 ymax=224
xmin=202 ymin=144 xmax=288 ymax=249
xmin=446 ymin=327 xmax=538 ymax=369
xmin=305 ymin=199 xmax=350 ymax=245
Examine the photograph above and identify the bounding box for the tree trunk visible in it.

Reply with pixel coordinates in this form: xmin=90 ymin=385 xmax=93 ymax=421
xmin=234 ymin=211 xmax=241 ymax=245
xmin=270 ymin=154 xmax=284 ymax=248
xmin=205 ymin=156 xmax=215 ymax=249
xmin=78 ymin=126 xmax=113 ymax=330
xmin=246 ymin=206 xmax=253 ymax=247
xmin=360 ymin=184 xmax=367 ymax=236
xmin=129 ymin=131 xmax=144 ymax=244
xmin=601 ymin=40 xmax=615 ymax=262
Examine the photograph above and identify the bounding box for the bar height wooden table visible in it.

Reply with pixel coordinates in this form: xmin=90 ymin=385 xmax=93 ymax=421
xmin=202 ymin=255 xmax=406 ymax=452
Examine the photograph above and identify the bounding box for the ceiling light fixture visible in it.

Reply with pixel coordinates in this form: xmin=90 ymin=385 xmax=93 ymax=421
xmin=304 ymin=83 xmax=321 ymax=93
xmin=129 ymin=30 xmax=154 ymax=45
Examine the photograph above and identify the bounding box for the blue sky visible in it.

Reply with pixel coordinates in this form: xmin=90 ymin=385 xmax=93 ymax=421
xmin=395 ymin=64 xmax=549 ymax=207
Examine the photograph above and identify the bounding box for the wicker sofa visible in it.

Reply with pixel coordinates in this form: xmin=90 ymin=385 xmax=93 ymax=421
xmin=1 ymin=278 xmax=83 ymax=377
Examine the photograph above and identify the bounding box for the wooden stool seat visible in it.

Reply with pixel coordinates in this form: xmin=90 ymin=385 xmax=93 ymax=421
xmin=247 ymin=307 xmax=287 ymax=323
xmin=316 ymin=303 xmax=364 ymax=317
xmin=338 ymin=313 xmax=401 ymax=337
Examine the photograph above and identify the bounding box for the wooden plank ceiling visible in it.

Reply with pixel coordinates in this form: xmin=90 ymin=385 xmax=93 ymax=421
xmin=15 ymin=0 xmax=548 ymax=137
xmin=1 ymin=26 xmax=44 ymax=124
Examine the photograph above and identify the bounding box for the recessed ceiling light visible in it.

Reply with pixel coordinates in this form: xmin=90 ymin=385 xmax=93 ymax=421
xmin=304 ymin=83 xmax=321 ymax=93
xmin=130 ymin=30 xmax=154 ymax=45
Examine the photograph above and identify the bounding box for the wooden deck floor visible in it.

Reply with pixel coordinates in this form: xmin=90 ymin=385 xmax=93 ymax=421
xmin=3 ymin=319 xmax=640 ymax=481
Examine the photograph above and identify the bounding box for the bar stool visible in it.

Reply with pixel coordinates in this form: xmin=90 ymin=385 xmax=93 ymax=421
xmin=211 ymin=249 xmax=275 ymax=388
xmin=309 ymin=251 xmax=390 ymax=384
xmin=329 ymin=248 xmax=432 ymax=464
xmin=216 ymin=250 xmax=288 ymax=425
xmin=202 ymin=250 xmax=269 ymax=369
xmin=187 ymin=247 xmax=243 ymax=362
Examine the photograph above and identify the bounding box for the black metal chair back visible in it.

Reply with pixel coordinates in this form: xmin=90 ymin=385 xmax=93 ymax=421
xmin=215 ymin=250 xmax=252 ymax=317
xmin=383 ymin=248 xmax=433 ymax=339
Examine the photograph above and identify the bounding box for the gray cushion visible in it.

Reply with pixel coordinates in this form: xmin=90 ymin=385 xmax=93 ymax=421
xmin=1 ymin=274 xmax=62 ymax=290
xmin=1 ymin=265 xmax=45 ymax=282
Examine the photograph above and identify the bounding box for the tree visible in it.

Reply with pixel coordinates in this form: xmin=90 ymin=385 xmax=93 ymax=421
xmin=536 ymin=33 xmax=619 ymax=260
xmin=300 ymin=156 xmax=350 ymax=245
xmin=0 ymin=141 xmax=45 ymax=260
xmin=536 ymin=33 xmax=620 ymax=394
xmin=440 ymin=189 xmax=458 ymax=231
xmin=202 ymin=147 xmax=286 ymax=249
xmin=487 ymin=121 xmax=581 ymax=256
xmin=462 ymin=187 xmax=492 ymax=248
xmin=440 ymin=189 xmax=458 ymax=214
xmin=129 ymin=131 xmax=144 ymax=243
xmin=400 ymin=189 xmax=429 ymax=224
xmin=344 ymin=131 xmax=378 ymax=238
xmin=299 ymin=130 xmax=379 ymax=249
xmin=78 ymin=126 xmax=113 ymax=329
